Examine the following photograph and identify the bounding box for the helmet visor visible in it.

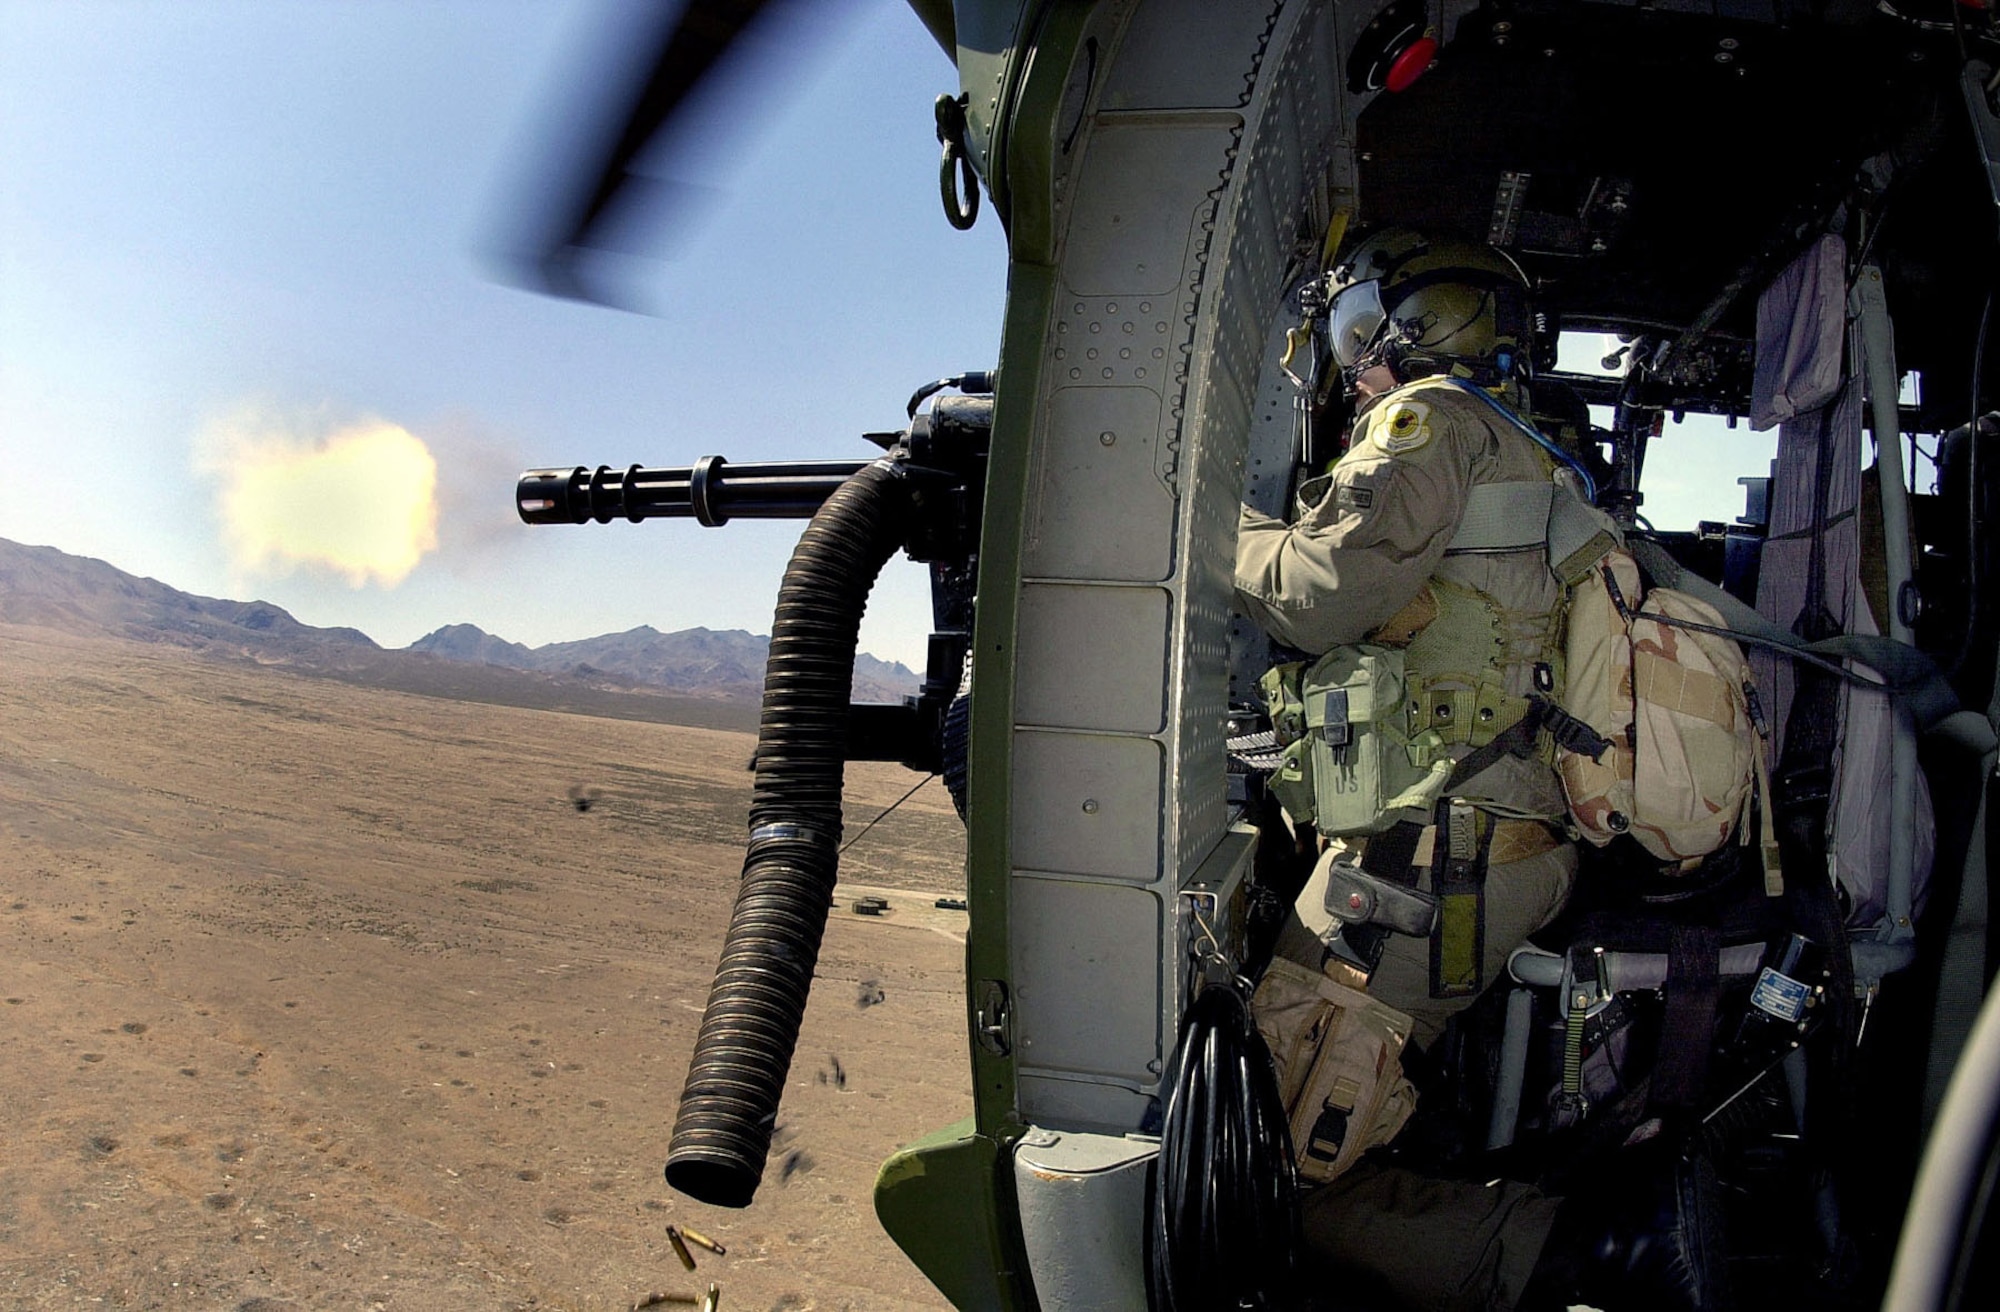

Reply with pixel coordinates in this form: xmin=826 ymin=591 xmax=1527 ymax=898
xmin=1327 ymin=279 xmax=1386 ymax=368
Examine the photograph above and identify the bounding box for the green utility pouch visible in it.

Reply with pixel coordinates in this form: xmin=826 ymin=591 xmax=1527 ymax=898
xmin=1259 ymin=645 xmax=1453 ymax=837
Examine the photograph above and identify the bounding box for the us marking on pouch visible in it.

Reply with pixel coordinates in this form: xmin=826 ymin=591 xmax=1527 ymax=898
xmin=1374 ymin=401 xmax=1434 ymax=454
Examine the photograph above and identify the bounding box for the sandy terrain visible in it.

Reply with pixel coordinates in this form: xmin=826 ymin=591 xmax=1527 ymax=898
xmin=0 ymin=624 xmax=970 ymax=1311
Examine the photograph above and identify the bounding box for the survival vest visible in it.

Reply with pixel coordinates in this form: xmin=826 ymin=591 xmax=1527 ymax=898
xmin=1260 ymin=448 xmax=1773 ymax=873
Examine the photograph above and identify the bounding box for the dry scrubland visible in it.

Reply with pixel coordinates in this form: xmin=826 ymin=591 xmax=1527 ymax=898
xmin=0 ymin=625 xmax=970 ymax=1311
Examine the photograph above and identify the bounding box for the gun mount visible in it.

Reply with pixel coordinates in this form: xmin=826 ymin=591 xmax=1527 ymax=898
xmin=515 ymin=380 xmax=992 ymax=1210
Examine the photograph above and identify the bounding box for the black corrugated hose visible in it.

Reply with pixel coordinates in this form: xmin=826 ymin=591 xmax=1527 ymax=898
xmin=1148 ymin=983 xmax=1300 ymax=1310
xmin=664 ymin=459 xmax=910 ymax=1208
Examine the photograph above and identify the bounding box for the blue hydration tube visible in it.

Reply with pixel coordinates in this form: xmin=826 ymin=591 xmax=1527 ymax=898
xmin=1443 ymin=376 xmax=1600 ymax=503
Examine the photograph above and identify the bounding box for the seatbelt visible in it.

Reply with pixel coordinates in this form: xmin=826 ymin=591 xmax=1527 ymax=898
xmin=1652 ymin=921 xmax=1724 ymax=1112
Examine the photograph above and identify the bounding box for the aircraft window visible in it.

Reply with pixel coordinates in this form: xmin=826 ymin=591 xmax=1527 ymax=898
xmin=1541 ymin=336 xmax=1941 ymax=526
xmin=1633 ymin=414 xmax=1777 ymax=532
xmin=1550 ymin=332 xmax=1777 ymax=530
xmin=1554 ymin=331 xmax=1625 ymax=378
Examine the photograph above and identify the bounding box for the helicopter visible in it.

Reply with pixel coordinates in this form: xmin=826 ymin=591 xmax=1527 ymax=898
xmin=510 ymin=1 xmax=2000 ymax=1308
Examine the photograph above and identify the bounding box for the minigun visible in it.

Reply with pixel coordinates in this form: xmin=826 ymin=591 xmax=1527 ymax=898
xmin=514 ymin=374 xmax=992 ymax=1210
xmin=515 ymin=378 xmax=993 ymax=771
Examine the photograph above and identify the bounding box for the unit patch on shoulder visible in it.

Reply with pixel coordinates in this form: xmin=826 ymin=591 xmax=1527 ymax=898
xmin=1373 ymin=400 xmax=1435 ymax=455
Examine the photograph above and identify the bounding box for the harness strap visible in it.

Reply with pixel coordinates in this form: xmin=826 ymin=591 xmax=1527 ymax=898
xmin=1445 ymin=482 xmax=1552 ymax=554
xmin=1355 ymin=711 xmax=1561 ymax=996
xmin=1430 ymin=801 xmax=1491 ymax=999
xmin=1653 ymin=921 xmax=1724 ymax=1112
xmin=1444 ymin=477 xmax=1620 ymax=586
xmin=1630 ymin=538 xmax=1992 ymax=747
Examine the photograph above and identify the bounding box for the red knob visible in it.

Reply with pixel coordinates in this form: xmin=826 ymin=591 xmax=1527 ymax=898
xmin=1386 ymin=36 xmax=1439 ymax=93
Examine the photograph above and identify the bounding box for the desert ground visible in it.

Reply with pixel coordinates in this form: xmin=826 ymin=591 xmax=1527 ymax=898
xmin=0 ymin=624 xmax=971 ymax=1311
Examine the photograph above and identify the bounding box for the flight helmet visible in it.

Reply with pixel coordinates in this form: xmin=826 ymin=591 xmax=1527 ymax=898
xmin=1325 ymin=228 xmax=1534 ymax=387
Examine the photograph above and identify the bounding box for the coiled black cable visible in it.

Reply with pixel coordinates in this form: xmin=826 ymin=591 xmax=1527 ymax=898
xmin=1148 ymin=983 xmax=1300 ymax=1310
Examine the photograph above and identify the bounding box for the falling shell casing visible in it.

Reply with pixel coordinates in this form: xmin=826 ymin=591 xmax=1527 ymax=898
xmin=679 ymin=1226 xmax=727 ymax=1256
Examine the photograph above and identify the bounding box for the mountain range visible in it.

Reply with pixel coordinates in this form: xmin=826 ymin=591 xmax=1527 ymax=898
xmin=404 ymin=621 xmax=919 ymax=703
xmin=0 ymin=538 xmax=919 ymax=714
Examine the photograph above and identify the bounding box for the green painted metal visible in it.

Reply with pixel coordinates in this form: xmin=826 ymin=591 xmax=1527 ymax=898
xmin=875 ymin=5 xmax=1108 ymax=1309
xmin=949 ymin=0 xmax=1031 ymax=221
xmin=875 ymin=1119 xmax=1033 ymax=1311
xmin=906 ymin=0 xmax=957 ymax=57
xmin=961 ymin=0 xmax=1096 ymax=1145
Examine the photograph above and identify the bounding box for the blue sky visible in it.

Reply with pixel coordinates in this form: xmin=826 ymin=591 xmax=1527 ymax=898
xmin=1 ymin=0 xmax=1007 ymax=670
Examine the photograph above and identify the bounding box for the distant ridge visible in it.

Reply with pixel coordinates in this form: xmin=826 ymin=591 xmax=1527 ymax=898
xmin=0 ymin=537 xmax=380 ymax=662
xmin=0 ymin=538 xmax=920 ymax=713
xmin=407 ymin=622 xmax=920 ymax=703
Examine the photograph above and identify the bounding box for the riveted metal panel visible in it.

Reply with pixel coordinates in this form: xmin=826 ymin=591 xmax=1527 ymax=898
xmin=1060 ymin=116 xmax=1240 ymax=298
xmin=1010 ymin=731 xmax=1162 ymax=883
xmin=997 ymin=0 xmax=1362 ymax=1142
xmin=1047 ymin=300 xmax=1180 ymax=392
xmin=1016 ymin=583 xmax=1169 ymax=733
xmin=1097 ymin=0 xmax=1274 ymax=112
xmin=1010 ymin=876 xmax=1162 ymax=1081
xmin=1168 ymin=0 xmax=1347 ymax=881
xmin=1024 ymin=384 xmax=1173 ymax=580
xmin=952 ymin=3 xmax=1025 ymax=189
xmin=1229 ymin=308 xmax=1311 ymax=702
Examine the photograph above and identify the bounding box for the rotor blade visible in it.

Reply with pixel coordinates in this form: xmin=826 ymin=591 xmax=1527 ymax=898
xmin=517 ymin=0 xmax=780 ymax=301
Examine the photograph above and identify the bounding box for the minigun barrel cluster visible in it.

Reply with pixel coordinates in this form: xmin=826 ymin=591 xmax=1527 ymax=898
xmin=516 ymin=457 xmax=872 ymax=528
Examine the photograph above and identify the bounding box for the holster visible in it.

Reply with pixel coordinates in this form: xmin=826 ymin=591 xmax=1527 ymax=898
xmin=1322 ymin=858 xmax=1439 ymax=938
xmin=1336 ymin=801 xmax=1495 ymax=999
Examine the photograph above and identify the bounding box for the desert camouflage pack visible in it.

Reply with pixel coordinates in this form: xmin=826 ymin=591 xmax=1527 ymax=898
xmin=1558 ymin=546 xmax=1774 ymax=875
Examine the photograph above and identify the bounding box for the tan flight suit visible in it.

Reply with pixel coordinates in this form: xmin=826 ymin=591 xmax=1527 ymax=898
xmin=1236 ymin=374 xmax=1573 ymax=1311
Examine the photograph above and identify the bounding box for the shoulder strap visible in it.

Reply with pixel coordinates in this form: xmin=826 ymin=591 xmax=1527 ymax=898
xmin=1446 ymin=482 xmax=1553 ymax=554
xmin=1447 ymin=475 xmax=1620 ymax=584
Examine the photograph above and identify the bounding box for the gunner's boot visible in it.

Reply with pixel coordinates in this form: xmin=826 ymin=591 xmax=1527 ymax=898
xmin=1520 ymin=1141 xmax=1730 ymax=1312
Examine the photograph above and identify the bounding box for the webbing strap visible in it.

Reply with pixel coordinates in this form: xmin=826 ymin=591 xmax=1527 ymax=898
xmin=1359 ymin=719 xmax=1550 ymax=998
xmin=1445 ymin=477 xmax=1620 ymax=586
xmin=1634 ymin=650 xmax=1736 ymax=727
xmin=1629 ymin=539 xmax=1994 ymax=747
xmin=1360 ymin=820 xmax=1427 ymax=889
xmin=1549 ymin=481 xmax=1623 ymax=584
xmin=1430 ymin=802 xmax=1490 ymax=999
xmin=1446 ymin=481 xmax=1553 ymax=554
xmin=1653 ymin=921 xmax=1723 ymax=1112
